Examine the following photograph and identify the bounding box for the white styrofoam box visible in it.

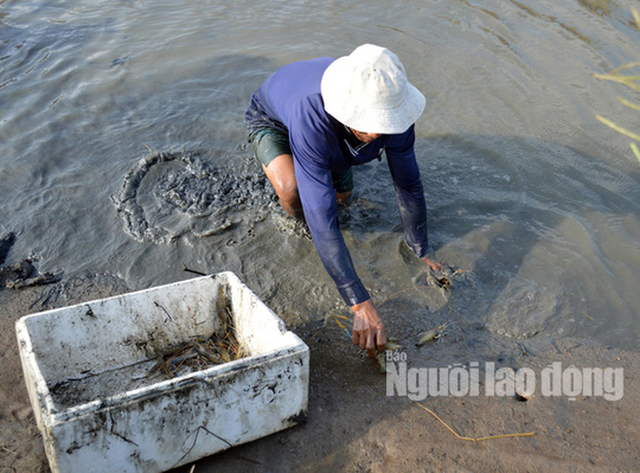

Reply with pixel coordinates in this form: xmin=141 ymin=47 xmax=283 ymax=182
xmin=15 ymin=272 xmax=309 ymax=473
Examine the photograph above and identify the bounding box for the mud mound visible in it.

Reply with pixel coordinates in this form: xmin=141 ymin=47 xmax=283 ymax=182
xmin=112 ymin=150 xmax=277 ymax=243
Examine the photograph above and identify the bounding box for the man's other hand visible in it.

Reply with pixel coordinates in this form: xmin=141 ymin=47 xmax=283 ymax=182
xmin=422 ymin=256 xmax=443 ymax=272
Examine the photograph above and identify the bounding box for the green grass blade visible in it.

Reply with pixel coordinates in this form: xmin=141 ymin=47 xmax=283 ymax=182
xmin=596 ymin=115 xmax=640 ymax=141
xmin=594 ymin=73 xmax=640 ymax=92
xmin=618 ymin=96 xmax=640 ymax=111
xmin=602 ymin=62 xmax=640 ymax=76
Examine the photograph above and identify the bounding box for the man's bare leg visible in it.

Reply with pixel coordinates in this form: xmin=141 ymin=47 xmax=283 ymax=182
xmin=336 ymin=190 xmax=353 ymax=204
xmin=262 ymin=154 xmax=304 ymax=219
xmin=263 ymin=154 xmax=354 ymax=217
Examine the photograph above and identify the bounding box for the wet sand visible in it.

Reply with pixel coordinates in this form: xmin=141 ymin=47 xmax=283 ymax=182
xmin=1 ymin=274 xmax=638 ymax=473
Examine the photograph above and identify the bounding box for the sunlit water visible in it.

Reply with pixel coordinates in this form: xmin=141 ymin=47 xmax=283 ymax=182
xmin=1 ymin=0 xmax=639 ymax=350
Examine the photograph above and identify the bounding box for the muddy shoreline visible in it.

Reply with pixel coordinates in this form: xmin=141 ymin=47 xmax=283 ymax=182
xmin=0 ymin=269 xmax=637 ymax=473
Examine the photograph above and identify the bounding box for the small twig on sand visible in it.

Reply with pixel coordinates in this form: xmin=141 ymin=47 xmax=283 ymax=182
xmin=182 ymin=263 xmax=207 ymax=276
xmin=1 ymin=444 xmax=18 ymax=456
xmin=581 ymin=311 xmax=596 ymax=322
xmin=415 ymin=402 xmax=535 ymax=442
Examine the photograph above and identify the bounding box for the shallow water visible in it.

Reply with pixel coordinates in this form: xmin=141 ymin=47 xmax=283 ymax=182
xmin=1 ymin=0 xmax=639 ymax=350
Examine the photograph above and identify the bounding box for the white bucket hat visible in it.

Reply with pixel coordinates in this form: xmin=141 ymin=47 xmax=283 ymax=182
xmin=321 ymin=44 xmax=426 ymax=134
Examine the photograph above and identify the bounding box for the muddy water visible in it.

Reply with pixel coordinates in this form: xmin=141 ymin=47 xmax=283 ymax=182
xmin=1 ymin=0 xmax=639 ymax=350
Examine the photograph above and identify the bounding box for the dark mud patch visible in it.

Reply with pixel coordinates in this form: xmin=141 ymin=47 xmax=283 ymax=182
xmin=0 ymin=232 xmax=16 ymax=265
xmin=0 ymin=232 xmax=60 ymax=290
xmin=111 ymin=150 xmax=279 ymax=244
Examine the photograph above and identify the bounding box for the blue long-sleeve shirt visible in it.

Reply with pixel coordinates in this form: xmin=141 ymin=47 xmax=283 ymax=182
xmin=245 ymin=57 xmax=429 ymax=306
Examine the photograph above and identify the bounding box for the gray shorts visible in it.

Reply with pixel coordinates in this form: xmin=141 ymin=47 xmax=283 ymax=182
xmin=248 ymin=128 xmax=353 ymax=193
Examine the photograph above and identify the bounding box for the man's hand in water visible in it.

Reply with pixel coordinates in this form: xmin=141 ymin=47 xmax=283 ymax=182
xmin=351 ymin=299 xmax=386 ymax=358
xmin=422 ymin=256 xmax=443 ymax=272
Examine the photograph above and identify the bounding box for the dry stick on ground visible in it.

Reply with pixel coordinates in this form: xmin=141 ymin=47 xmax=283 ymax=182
xmin=182 ymin=263 xmax=207 ymax=276
xmin=415 ymin=402 xmax=535 ymax=442
xmin=1 ymin=445 xmax=18 ymax=456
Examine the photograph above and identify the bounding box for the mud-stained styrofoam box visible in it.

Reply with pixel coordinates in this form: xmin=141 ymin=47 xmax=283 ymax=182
xmin=15 ymin=272 xmax=309 ymax=473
